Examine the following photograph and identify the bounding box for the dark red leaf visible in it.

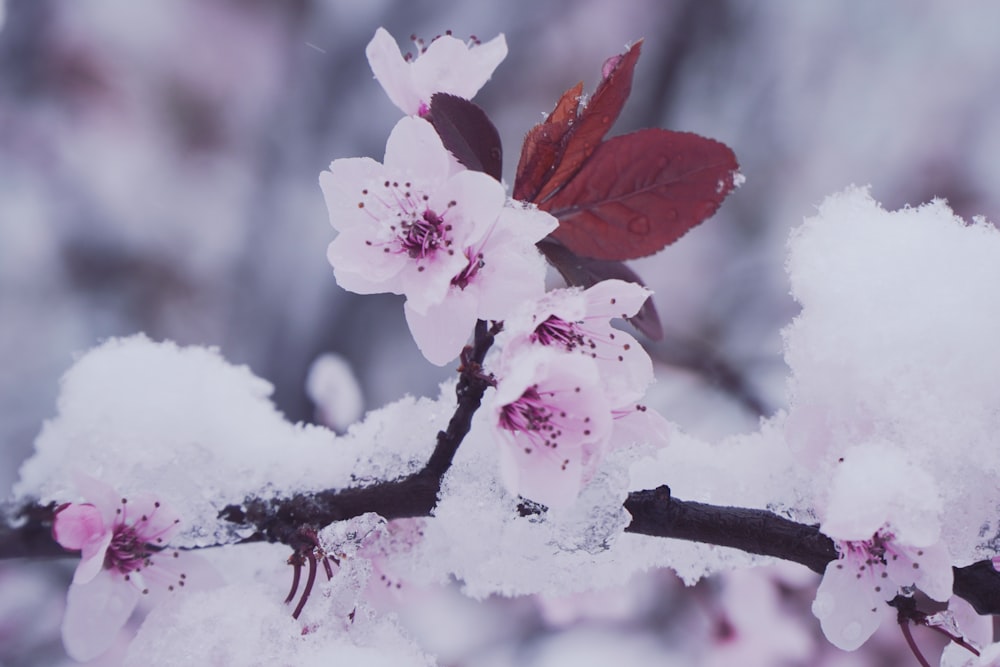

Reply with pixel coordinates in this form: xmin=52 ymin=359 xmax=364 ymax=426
xmin=428 ymin=93 xmax=503 ymax=181
xmin=535 ymin=40 xmax=643 ymax=204
xmin=513 ymin=82 xmax=582 ymax=201
xmin=540 ymin=128 xmax=740 ymax=261
xmin=513 ymin=41 xmax=642 ymax=204
xmin=537 ymin=238 xmax=663 ymax=340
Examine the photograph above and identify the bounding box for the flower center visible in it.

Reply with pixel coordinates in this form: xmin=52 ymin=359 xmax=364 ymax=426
xmin=106 ymin=525 xmax=152 ymax=574
xmin=498 ymin=386 xmax=565 ymax=452
xmin=532 ymin=316 xmax=588 ymax=350
xmin=402 ymin=209 xmax=450 ymax=259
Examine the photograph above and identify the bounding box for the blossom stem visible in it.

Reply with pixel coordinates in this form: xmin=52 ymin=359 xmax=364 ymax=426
xmin=923 ymin=624 xmax=981 ymax=657
xmin=899 ymin=619 xmax=932 ymax=667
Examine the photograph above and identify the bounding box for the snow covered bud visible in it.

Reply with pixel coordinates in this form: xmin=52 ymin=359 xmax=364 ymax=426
xmin=366 ymin=27 xmax=507 ymax=116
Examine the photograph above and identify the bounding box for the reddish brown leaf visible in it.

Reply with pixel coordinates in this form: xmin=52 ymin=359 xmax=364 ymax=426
xmin=541 ymin=128 xmax=740 ymax=261
xmin=513 ymin=41 xmax=642 ymax=204
xmin=546 ymin=80 xmax=584 ymax=126
xmin=513 ymin=83 xmax=582 ymax=202
xmin=534 ymin=40 xmax=643 ymax=203
xmin=428 ymin=93 xmax=503 ymax=181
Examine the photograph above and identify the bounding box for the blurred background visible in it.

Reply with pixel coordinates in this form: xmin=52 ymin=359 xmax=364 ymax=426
xmin=2 ymin=0 xmax=999 ymax=664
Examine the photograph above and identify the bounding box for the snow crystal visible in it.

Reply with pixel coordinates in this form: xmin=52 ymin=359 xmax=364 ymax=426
xmin=820 ymin=441 xmax=942 ymax=546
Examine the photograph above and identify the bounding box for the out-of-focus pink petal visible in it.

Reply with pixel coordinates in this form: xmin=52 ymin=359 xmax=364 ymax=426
xmin=62 ymin=569 xmax=140 ymax=662
xmin=53 ymin=504 xmax=105 ymax=551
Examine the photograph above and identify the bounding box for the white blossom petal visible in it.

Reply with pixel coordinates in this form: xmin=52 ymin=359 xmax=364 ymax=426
xmin=812 ymin=555 xmax=892 ymax=651
xmin=62 ymin=569 xmax=141 ymax=661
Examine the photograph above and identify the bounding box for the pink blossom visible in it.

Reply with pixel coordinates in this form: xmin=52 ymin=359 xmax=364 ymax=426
xmin=811 ymin=444 xmax=953 ymax=650
xmin=403 ymin=203 xmax=556 ymax=365
xmin=366 ymin=27 xmax=507 ymax=116
xmin=52 ymin=476 xmax=209 ymax=661
xmin=811 ymin=530 xmax=952 ymax=651
xmin=322 ymin=117 xmax=554 ymax=365
xmin=492 ymin=347 xmax=613 ymax=509
xmin=500 ymin=279 xmax=654 ymax=404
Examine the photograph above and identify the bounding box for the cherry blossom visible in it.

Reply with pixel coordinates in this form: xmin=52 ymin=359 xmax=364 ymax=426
xmin=366 ymin=27 xmax=507 ymax=116
xmin=810 ymin=443 xmax=953 ymax=651
xmin=322 ymin=116 xmax=554 ymax=365
xmin=812 ymin=530 xmax=952 ymax=651
xmin=491 ymin=346 xmax=614 ymax=509
xmin=403 ymin=203 xmax=556 ymax=365
xmin=52 ymin=476 xmax=208 ymax=661
xmin=499 ymin=279 xmax=654 ymax=404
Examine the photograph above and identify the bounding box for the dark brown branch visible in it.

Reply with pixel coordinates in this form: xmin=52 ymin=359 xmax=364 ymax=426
xmin=624 ymin=486 xmax=1000 ymax=616
xmin=624 ymin=485 xmax=837 ymax=573
xmin=218 ymin=319 xmax=500 ymax=551
xmin=0 ymin=502 xmax=63 ymax=560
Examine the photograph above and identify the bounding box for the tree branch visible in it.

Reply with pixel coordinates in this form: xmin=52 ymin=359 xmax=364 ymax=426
xmin=217 ymin=319 xmax=500 ymax=551
xmin=3 ymin=319 xmax=1000 ymax=617
xmin=623 ymin=485 xmax=837 ymax=573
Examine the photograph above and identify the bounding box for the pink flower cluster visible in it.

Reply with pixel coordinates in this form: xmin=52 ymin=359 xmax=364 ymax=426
xmin=490 ymin=280 xmax=668 ymax=508
xmin=322 ymin=29 xmax=670 ymax=509
xmin=322 ymin=29 xmax=554 ymax=367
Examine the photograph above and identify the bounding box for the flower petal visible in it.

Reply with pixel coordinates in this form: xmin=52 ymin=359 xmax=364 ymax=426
xmin=73 ymin=530 xmax=113 ymax=584
xmin=53 ymin=503 xmax=106 ymax=551
xmin=365 ymin=27 xmax=421 ymax=115
xmin=384 ymin=116 xmax=451 ymax=181
xmin=62 ymin=569 xmax=140 ymax=661
xmin=411 ymin=33 xmax=507 ymax=102
xmin=885 ymin=542 xmax=953 ymax=602
xmin=404 ymin=288 xmax=477 ymax=366
xmin=812 ymin=556 xmax=889 ymax=651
